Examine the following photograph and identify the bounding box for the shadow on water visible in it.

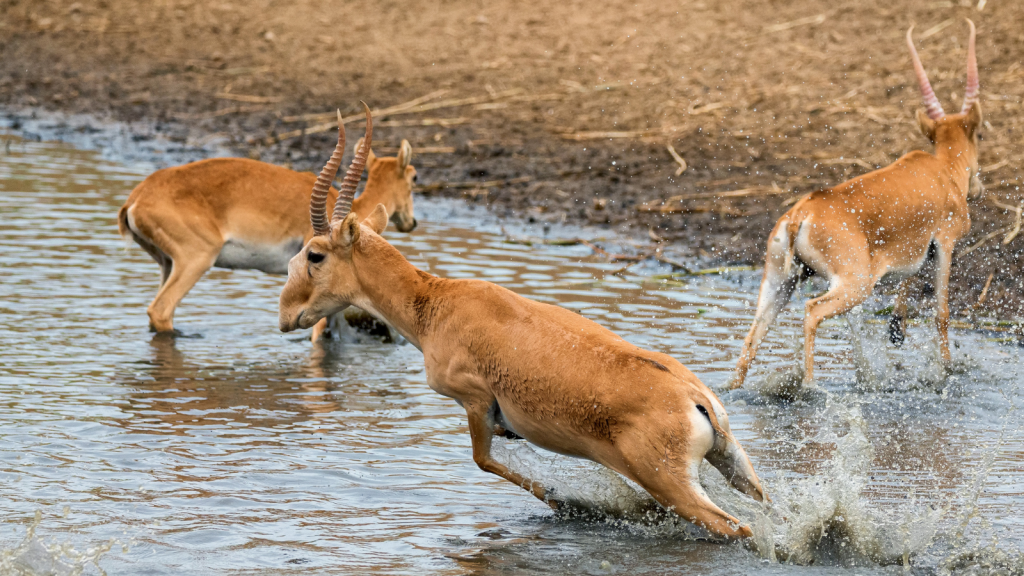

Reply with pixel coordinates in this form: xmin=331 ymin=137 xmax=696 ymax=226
xmin=1 ymin=131 xmax=1022 ymax=575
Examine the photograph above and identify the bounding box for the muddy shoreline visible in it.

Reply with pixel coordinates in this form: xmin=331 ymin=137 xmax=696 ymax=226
xmin=1 ymin=0 xmax=1021 ymax=324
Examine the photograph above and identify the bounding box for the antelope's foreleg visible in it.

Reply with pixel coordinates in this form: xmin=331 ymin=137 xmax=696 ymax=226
xmin=933 ymin=244 xmax=954 ymax=364
xmin=310 ymin=318 xmax=329 ymax=343
xmin=147 ymin=255 xmax=215 ymax=333
xmin=731 ymin=268 xmax=800 ymax=389
xmin=465 ymin=401 xmax=556 ymax=507
xmin=803 ymin=275 xmax=877 ymax=384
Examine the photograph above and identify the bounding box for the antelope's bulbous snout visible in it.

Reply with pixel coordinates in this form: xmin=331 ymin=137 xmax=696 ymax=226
xmin=279 ymin=309 xmax=299 ymax=332
xmin=392 ymin=212 xmax=417 ymax=233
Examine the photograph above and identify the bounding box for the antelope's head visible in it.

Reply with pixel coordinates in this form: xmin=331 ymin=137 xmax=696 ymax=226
xmin=908 ymin=19 xmax=984 ymax=198
xmin=280 ymin=103 xmax=388 ymax=332
xmin=359 ymin=137 xmax=418 ymax=232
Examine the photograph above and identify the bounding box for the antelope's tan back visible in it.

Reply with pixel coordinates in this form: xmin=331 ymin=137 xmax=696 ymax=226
xmin=118 ymin=126 xmax=414 ymax=334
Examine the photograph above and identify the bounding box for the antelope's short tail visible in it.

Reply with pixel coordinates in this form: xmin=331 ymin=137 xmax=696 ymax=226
xmin=780 ymin=218 xmax=802 ymax=278
xmin=117 ymin=203 xmax=131 ymax=240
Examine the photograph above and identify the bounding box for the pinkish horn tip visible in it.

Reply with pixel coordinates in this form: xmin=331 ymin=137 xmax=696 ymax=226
xmin=906 ymin=25 xmax=945 ymax=120
xmin=962 ymin=18 xmax=979 ymax=113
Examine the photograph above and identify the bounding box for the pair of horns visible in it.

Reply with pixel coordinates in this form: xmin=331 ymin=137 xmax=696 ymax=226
xmin=907 ymin=19 xmax=979 ymax=120
xmin=309 ymin=102 xmax=374 ymax=236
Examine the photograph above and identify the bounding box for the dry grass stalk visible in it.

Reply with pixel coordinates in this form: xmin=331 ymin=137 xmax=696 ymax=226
xmin=960 ymin=227 xmax=1008 ymax=256
xmin=374 ymin=145 xmax=455 ymax=155
xmin=1003 ymin=203 xmax=1023 ymax=244
xmin=687 ymin=101 xmax=728 ymax=115
xmin=640 ymin=184 xmax=790 ymax=211
xmin=270 ymin=89 xmax=525 ymax=144
xmin=819 ymin=158 xmax=876 ymax=171
xmin=982 ymin=158 xmax=1010 ymax=172
xmin=976 ymin=272 xmax=995 ymax=306
xmin=283 ymin=89 xmax=448 ymax=123
xmin=214 ymin=92 xmax=283 ymax=103
xmin=920 ymin=18 xmax=956 ymax=40
xmin=666 ymin=144 xmax=688 ymax=176
xmin=560 ymin=129 xmax=660 ymax=141
xmin=764 ymin=13 xmax=826 ymax=33
xmin=419 ymin=176 xmax=531 ymax=192
xmin=173 ymin=104 xmax=268 ymax=120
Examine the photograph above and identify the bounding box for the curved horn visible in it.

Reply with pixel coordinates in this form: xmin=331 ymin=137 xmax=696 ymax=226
xmin=332 ymin=102 xmax=373 ymax=223
xmin=310 ymin=110 xmax=346 ymax=236
xmin=962 ymin=18 xmax=979 ymax=113
xmin=906 ymin=26 xmax=945 ymax=120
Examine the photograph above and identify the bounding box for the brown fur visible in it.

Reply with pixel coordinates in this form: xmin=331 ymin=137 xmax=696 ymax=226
xmin=731 ymin=103 xmax=982 ymax=388
xmin=117 ymin=142 xmax=416 ymax=335
xmin=279 ymin=210 xmax=766 ymax=539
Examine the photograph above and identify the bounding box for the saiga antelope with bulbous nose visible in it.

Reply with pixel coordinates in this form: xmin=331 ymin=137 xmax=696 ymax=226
xmin=118 ymin=107 xmax=417 ymax=340
xmin=279 ymin=108 xmax=767 ymax=539
xmin=731 ymin=20 xmax=983 ymax=389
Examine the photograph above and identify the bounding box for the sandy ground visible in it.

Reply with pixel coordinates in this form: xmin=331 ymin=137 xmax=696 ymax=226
xmin=1 ymin=0 xmax=1022 ymax=323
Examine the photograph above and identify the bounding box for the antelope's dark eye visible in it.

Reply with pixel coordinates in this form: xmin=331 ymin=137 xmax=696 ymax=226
xmin=308 ymin=251 xmax=325 ymax=264
xmin=977 ymin=132 xmax=984 ymax=141
xmin=412 ymin=174 xmax=419 ymax=183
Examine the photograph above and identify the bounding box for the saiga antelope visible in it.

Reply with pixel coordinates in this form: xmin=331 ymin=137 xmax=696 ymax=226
xmin=278 ymin=109 xmax=767 ymax=539
xmin=731 ymin=20 xmax=983 ymax=389
xmin=118 ymin=109 xmax=416 ymax=340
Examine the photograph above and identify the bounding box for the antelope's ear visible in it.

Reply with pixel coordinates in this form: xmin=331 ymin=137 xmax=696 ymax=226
xmin=363 ymin=203 xmax=388 ymax=234
xmin=355 ymin=137 xmax=376 ymax=164
xmin=331 ymin=212 xmax=361 ymax=247
xmin=916 ymin=108 xmax=937 ymax=143
xmin=397 ymin=139 xmax=412 ymax=173
xmin=963 ymin=101 xmax=983 ymax=136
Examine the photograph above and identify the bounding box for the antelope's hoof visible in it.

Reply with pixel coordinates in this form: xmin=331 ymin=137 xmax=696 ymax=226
xmin=888 ymin=315 xmax=906 ymax=346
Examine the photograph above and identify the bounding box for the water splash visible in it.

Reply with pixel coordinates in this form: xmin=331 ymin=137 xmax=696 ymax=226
xmin=490 ymin=440 xmax=654 ymax=518
xmin=493 ymin=398 xmax=957 ymax=567
xmin=0 ymin=511 xmax=119 ymax=576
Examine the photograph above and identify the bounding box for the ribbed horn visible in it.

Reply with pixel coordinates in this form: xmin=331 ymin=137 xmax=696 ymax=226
xmin=332 ymin=102 xmax=373 ymax=223
xmin=906 ymin=26 xmax=945 ymax=120
xmin=310 ymin=109 xmax=345 ymax=236
xmin=962 ymin=18 xmax=979 ymax=113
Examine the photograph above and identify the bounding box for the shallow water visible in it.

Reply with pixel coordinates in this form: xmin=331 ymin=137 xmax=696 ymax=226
xmin=0 ymin=134 xmax=1021 ymax=575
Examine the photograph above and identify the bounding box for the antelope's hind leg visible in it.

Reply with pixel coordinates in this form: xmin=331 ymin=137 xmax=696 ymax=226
xmin=147 ymin=254 xmax=216 ymax=333
xmin=465 ymin=400 xmax=557 ymax=508
xmin=802 ymin=273 xmax=879 ymax=384
xmin=731 ymin=224 xmax=802 ymax=389
xmin=888 ymin=277 xmax=915 ymax=346
xmin=618 ymin=431 xmax=753 ymax=539
xmin=933 ymin=241 xmax=955 ymax=364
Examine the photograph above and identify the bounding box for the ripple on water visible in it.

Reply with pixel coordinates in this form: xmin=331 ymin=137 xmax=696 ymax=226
xmin=0 ymin=133 xmax=1022 ymax=574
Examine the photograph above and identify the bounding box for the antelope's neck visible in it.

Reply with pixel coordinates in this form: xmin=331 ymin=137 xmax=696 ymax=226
xmin=349 ymin=234 xmax=434 ymax=349
xmin=352 ymin=184 xmax=395 ymax=220
xmin=935 ymin=139 xmax=975 ymax=199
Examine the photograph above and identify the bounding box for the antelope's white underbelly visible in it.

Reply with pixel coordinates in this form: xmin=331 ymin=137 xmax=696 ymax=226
xmin=213 ymin=237 xmax=304 ymax=275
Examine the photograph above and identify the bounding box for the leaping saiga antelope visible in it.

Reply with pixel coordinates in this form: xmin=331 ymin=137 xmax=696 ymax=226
xmin=278 ymin=109 xmax=767 ymax=539
xmin=731 ymin=20 xmax=983 ymax=389
xmin=118 ymin=107 xmax=415 ymax=340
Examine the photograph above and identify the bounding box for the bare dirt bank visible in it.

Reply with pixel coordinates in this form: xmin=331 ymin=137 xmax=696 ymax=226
xmin=1 ymin=0 xmax=1021 ymax=324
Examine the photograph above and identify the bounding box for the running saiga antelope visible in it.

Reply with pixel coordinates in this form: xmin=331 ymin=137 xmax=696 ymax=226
xmin=731 ymin=20 xmax=983 ymax=389
xmin=118 ymin=106 xmax=416 ymax=340
xmin=279 ymin=109 xmax=767 ymax=539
